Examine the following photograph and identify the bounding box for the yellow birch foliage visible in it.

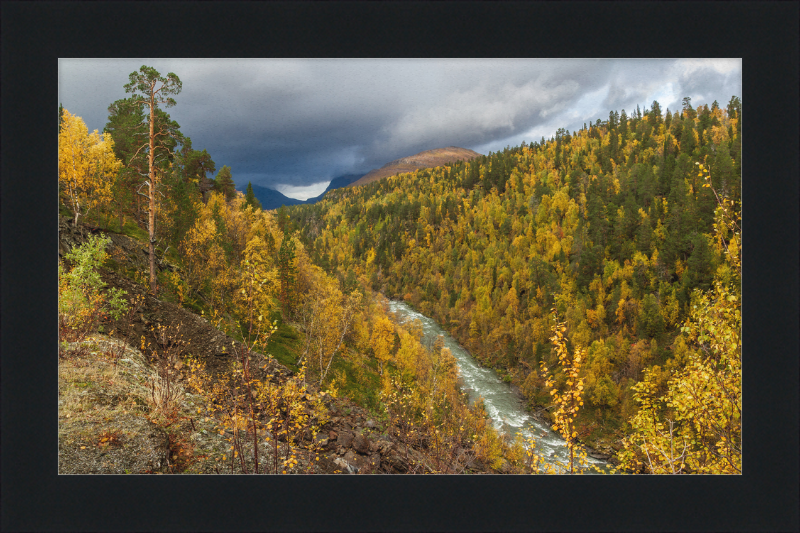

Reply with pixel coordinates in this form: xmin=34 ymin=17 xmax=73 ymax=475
xmin=296 ymin=266 xmax=362 ymax=383
xmin=618 ymin=280 xmax=741 ymax=474
xmin=370 ymin=315 xmax=396 ymax=372
xmin=59 ymin=110 xmax=120 ymax=225
xmin=540 ymin=311 xmax=587 ymax=474
xmin=235 ymin=235 xmax=280 ymax=328
xmin=619 ymin=165 xmax=741 ymax=474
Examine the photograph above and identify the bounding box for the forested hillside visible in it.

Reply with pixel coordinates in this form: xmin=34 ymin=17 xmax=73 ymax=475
xmin=57 ymin=66 xmax=537 ymax=475
xmin=290 ymin=96 xmax=742 ymax=473
xmin=58 ymin=64 xmax=741 ymax=474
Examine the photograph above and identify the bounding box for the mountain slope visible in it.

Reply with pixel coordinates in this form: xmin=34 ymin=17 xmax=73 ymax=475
xmin=304 ymin=173 xmax=364 ymax=203
xmin=247 ymin=184 xmax=306 ymax=210
xmin=242 ymin=174 xmax=365 ymax=210
xmin=57 ymin=216 xmax=500 ymax=475
xmin=289 ymin=99 xmax=742 ymax=465
xmin=348 ymin=147 xmax=482 ymax=187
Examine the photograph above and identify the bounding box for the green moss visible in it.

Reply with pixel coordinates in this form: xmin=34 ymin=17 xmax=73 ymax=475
xmin=327 ymin=356 xmax=382 ymax=413
xmin=120 ymin=221 xmax=149 ymax=243
xmin=181 ymin=297 xmax=206 ymax=316
xmin=261 ymin=323 xmax=302 ymax=372
xmin=103 ymin=257 xmax=121 ymax=271
xmin=59 ymin=203 xmax=74 ymax=219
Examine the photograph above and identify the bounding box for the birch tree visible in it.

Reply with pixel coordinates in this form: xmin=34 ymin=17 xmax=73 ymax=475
xmin=58 ymin=110 xmax=120 ymax=226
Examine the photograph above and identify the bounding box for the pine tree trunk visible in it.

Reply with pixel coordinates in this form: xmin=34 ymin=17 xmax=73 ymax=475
xmin=148 ymin=94 xmax=157 ymax=295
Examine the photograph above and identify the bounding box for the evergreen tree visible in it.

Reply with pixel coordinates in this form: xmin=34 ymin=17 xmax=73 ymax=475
xmin=681 ymin=117 xmax=697 ymax=155
xmin=682 ymin=96 xmax=696 ymax=120
xmin=215 ymin=165 xmax=236 ymax=201
xmin=123 ymin=65 xmax=184 ymax=294
xmin=637 ymin=293 xmax=664 ymax=338
xmin=245 ymin=181 xmax=262 ymax=210
xmin=104 ymin=95 xmax=184 ymax=235
xmin=649 ymin=100 xmax=662 ymax=126
xmin=162 ymin=166 xmax=200 ymax=246
xmin=684 ymin=233 xmax=714 ymax=292
xmin=727 ymin=95 xmax=742 ymax=122
xmin=181 ymin=138 xmax=216 ymax=187
xmin=278 ymin=225 xmax=297 ymax=316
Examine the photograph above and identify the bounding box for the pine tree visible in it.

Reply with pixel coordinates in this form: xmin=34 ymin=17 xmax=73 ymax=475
xmin=122 ymin=66 xmax=184 ymax=294
xmin=245 ymin=181 xmax=262 ymax=210
xmin=215 ymin=165 xmax=236 ymax=201
xmin=277 ymin=225 xmax=297 ymax=317
xmin=682 ymin=96 xmax=696 ymax=120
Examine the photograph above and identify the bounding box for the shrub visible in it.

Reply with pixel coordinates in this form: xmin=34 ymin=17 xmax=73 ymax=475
xmin=59 ymin=233 xmax=128 ymax=348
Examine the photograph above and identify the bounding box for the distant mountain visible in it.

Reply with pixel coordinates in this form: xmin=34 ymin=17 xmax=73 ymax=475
xmin=241 ymin=147 xmax=482 ymax=210
xmin=348 ymin=147 xmax=482 ymax=188
xmin=241 ymin=174 xmax=364 ymax=210
xmin=247 ymin=184 xmax=306 ymax=210
xmin=304 ymin=174 xmax=364 ymax=203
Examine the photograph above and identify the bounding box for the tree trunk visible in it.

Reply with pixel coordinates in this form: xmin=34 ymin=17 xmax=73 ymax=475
xmin=148 ymin=92 xmax=157 ymax=295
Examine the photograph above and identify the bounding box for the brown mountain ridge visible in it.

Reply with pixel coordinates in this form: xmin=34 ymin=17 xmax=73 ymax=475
xmin=348 ymin=146 xmax=482 ymax=187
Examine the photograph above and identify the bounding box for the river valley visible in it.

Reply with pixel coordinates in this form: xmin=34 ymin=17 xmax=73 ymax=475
xmin=387 ymin=299 xmax=608 ymax=473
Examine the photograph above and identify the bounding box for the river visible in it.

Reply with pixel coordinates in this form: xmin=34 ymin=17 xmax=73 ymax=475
xmin=387 ymin=299 xmax=608 ymax=473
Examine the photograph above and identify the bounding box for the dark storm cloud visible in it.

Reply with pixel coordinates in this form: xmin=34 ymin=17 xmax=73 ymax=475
xmin=59 ymin=58 xmax=741 ymax=198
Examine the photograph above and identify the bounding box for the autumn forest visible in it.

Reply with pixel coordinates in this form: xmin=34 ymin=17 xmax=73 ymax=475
xmin=58 ymin=66 xmax=741 ymax=475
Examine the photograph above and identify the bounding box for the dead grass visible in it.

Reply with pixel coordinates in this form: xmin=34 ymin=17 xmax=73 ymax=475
xmin=59 ymin=336 xmax=154 ymax=434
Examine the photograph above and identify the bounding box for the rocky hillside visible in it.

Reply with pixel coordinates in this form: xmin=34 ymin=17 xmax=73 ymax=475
xmin=58 ymin=219 xmax=497 ymax=474
xmin=348 ymin=147 xmax=482 ymax=187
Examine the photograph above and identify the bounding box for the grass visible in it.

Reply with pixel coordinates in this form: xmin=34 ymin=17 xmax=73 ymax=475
xmin=261 ymin=323 xmax=303 ymax=372
xmin=328 ymin=355 xmax=382 ymax=414
xmin=58 ymin=336 xmax=153 ymax=437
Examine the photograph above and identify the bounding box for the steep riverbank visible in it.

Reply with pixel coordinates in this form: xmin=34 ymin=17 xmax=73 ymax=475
xmin=58 ymin=218 xmax=502 ymax=475
xmin=386 ymin=299 xmax=614 ymax=470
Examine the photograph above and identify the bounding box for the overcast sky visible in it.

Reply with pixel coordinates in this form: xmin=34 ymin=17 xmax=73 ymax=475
xmin=59 ymin=59 xmax=741 ymax=200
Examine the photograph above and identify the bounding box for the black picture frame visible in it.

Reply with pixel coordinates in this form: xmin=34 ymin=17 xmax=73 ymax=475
xmin=2 ymin=2 xmax=797 ymax=531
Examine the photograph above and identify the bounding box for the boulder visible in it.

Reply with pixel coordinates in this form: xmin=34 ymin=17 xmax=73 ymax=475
xmin=353 ymin=432 xmax=370 ymax=454
xmin=337 ymin=431 xmax=354 ymax=448
xmin=587 ymin=450 xmax=611 ymax=460
xmin=381 ymin=450 xmax=409 ymax=473
xmin=376 ymin=439 xmax=394 ymax=455
xmin=368 ymin=453 xmax=381 ymax=471
xmin=334 ymin=457 xmax=357 ymax=474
